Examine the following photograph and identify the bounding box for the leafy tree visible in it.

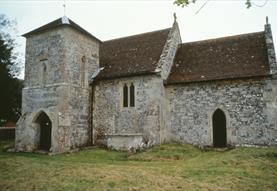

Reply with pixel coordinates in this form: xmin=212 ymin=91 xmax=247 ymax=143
xmin=174 ymin=0 xmax=254 ymax=9
xmin=0 ymin=14 xmax=23 ymax=126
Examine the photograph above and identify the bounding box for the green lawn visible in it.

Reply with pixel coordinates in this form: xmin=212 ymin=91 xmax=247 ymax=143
xmin=0 ymin=140 xmax=276 ymax=191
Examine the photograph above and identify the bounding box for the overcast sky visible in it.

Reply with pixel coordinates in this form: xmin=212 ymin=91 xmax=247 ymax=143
xmin=0 ymin=0 xmax=277 ymax=79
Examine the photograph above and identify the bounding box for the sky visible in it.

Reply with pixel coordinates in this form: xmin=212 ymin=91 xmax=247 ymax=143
xmin=0 ymin=0 xmax=277 ymax=79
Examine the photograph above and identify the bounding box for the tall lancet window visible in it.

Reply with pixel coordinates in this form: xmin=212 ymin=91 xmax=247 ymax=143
xmin=123 ymin=84 xmax=128 ymax=107
xmin=40 ymin=60 xmax=48 ymax=86
xmin=42 ymin=62 xmax=46 ymax=85
xmin=130 ymin=83 xmax=135 ymax=107
xmin=80 ymin=56 xmax=86 ymax=87
xmin=123 ymin=83 xmax=135 ymax=108
xmin=38 ymin=50 xmax=48 ymax=86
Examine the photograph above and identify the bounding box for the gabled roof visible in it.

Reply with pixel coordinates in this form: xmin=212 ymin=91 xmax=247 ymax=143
xmin=166 ymin=31 xmax=270 ymax=84
xmin=22 ymin=16 xmax=101 ymax=43
xmin=96 ymin=28 xmax=171 ymax=80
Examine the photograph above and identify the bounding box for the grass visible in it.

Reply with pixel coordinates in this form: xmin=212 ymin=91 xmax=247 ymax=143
xmin=0 ymin=140 xmax=276 ymax=191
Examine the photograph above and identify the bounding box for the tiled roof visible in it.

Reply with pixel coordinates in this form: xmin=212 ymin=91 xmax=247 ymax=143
xmin=166 ymin=31 xmax=270 ymax=84
xmin=22 ymin=16 xmax=101 ymax=43
xmin=96 ymin=28 xmax=171 ymax=80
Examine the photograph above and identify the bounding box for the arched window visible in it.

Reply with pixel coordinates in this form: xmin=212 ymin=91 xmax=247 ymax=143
xmin=123 ymin=84 xmax=128 ymax=107
xmin=80 ymin=56 xmax=86 ymax=87
xmin=130 ymin=83 xmax=135 ymax=107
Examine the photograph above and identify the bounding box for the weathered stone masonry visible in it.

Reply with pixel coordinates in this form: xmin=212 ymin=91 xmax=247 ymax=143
xmin=16 ymin=16 xmax=277 ymax=153
xmin=166 ymin=78 xmax=277 ymax=146
xmin=93 ymin=75 xmax=165 ymax=150
xmin=16 ymin=22 xmax=100 ymax=153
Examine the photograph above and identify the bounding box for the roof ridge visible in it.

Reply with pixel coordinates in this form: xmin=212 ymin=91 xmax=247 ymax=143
xmin=103 ymin=27 xmax=172 ymax=43
xmin=181 ymin=31 xmax=265 ymax=46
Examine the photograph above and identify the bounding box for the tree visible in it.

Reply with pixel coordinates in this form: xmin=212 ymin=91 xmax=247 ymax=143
xmin=174 ymin=0 xmax=255 ymax=9
xmin=0 ymin=14 xmax=23 ymax=126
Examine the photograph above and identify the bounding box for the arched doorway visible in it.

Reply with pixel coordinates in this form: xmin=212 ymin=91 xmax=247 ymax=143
xmin=35 ymin=112 xmax=52 ymax=151
xmin=212 ymin=109 xmax=227 ymax=148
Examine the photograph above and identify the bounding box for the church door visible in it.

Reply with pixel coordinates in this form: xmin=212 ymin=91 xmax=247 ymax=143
xmin=212 ymin=109 xmax=227 ymax=148
xmin=36 ymin=112 xmax=52 ymax=151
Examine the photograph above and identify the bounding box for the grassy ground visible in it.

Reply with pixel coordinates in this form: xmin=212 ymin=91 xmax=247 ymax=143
xmin=0 ymin=140 xmax=276 ymax=191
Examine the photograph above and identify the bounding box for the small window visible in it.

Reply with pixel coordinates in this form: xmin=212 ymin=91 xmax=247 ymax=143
xmin=130 ymin=83 xmax=135 ymax=107
xmin=80 ymin=56 xmax=86 ymax=86
xmin=123 ymin=84 xmax=128 ymax=107
xmin=123 ymin=83 xmax=135 ymax=108
xmin=41 ymin=60 xmax=47 ymax=86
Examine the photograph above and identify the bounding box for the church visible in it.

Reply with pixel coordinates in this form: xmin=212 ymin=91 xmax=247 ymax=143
xmin=15 ymin=16 xmax=277 ymax=153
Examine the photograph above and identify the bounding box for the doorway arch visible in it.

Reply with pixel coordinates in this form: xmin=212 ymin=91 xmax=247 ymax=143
xmin=212 ymin=109 xmax=227 ymax=147
xmin=35 ymin=112 xmax=52 ymax=151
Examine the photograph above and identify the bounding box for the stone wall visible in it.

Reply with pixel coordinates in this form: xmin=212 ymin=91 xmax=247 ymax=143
xmin=16 ymin=26 xmax=99 ymax=153
xmin=63 ymin=27 xmax=99 ymax=149
xmin=63 ymin=27 xmax=99 ymax=87
xmin=92 ymin=74 xmax=165 ymax=146
xmin=166 ymin=77 xmax=277 ymax=146
xmin=24 ymin=29 xmax=65 ymax=87
xmin=16 ymin=85 xmax=62 ymax=152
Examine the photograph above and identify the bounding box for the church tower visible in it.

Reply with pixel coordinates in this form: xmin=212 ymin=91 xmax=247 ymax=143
xmin=16 ymin=16 xmax=101 ymax=153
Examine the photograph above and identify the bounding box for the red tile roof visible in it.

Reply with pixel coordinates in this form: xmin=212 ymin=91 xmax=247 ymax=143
xmin=166 ymin=31 xmax=270 ymax=84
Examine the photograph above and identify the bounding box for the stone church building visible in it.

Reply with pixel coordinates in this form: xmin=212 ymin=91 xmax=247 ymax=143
xmin=15 ymin=16 xmax=277 ymax=153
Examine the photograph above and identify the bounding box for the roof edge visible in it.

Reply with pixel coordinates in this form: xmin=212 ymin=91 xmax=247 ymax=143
xmin=95 ymin=71 xmax=159 ymax=81
xmin=22 ymin=17 xmax=102 ymax=43
xmin=165 ymin=74 xmax=271 ymax=86
xmin=180 ymin=31 xmax=265 ymax=46
xmin=155 ymin=20 xmax=181 ymax=75
xmin=103 ymin=27 xmax=172 ymax=43
xmin=22 ymin=17 xmax=63 ymax=37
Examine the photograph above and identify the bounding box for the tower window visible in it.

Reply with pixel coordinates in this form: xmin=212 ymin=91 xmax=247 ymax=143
xmin=41 ymin=60 xmax=48 ymax=86
xmin=80 ymin=56 xmax=86 ymax=87
xmin=123 ymin=84 xmax=128 ymax=107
